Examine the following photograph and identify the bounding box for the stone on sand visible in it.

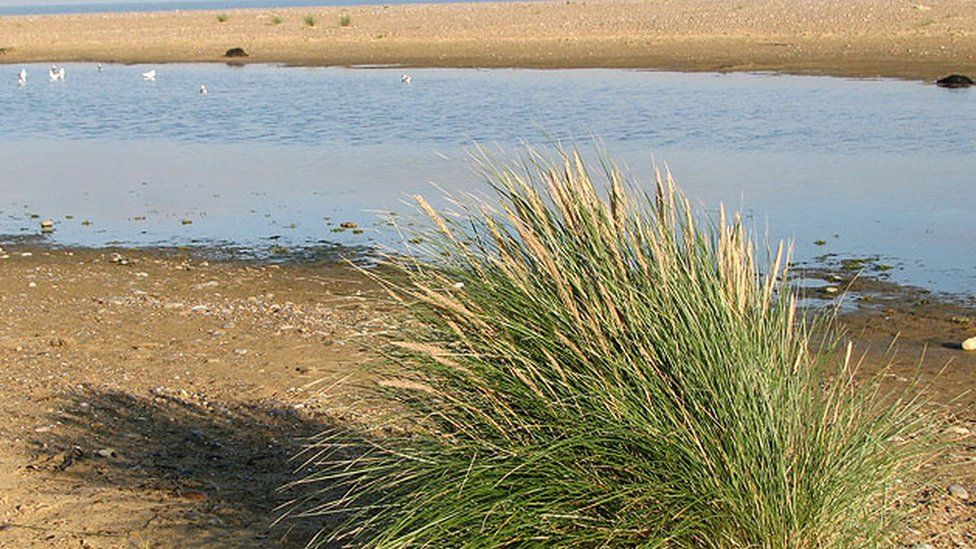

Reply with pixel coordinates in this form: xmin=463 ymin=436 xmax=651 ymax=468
xmin=962 ymin=336 xmax=976 ymax=351
xmin=948 ymin=483 xmax=970 ymax=500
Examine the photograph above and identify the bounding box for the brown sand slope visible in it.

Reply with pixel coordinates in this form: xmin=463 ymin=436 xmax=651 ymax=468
xmin=0 ymin=248 xmax=391 ymax=547
xmin=1 ymin=0 xmax=975 ymax=80
xmin=0 ymin=245 xmax=973 ymax=546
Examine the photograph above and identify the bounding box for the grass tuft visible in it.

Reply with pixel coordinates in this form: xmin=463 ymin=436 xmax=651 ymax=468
xmin=216 ymin=13 xmax=228 ymax=23
xmin=290 ymin=147 xmax=936 ymax=547
xmin=339 ymin=14 xmax=353 ymax=27
xmin=270 ymin=14 xmax=283 ymax=25
xmin=303 ymin=15 xmax=317 ymax=27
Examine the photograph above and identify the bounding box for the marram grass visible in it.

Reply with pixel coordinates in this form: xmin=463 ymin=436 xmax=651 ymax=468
xmin=288 ymin=148 xmax=935 ymax=547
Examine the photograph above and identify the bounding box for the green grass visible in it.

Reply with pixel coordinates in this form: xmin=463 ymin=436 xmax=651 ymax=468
xmin=290 ymin=147 xmax=936 ymax=547
xmin=303 ymin=15 xmax=317 ymax=27
xmin=270 ymin=15 xmax=283 ymax=25
xmin=216 ymin=13 xmax=228 ymax=23
xmin=339 ymin=14 xmax=353 ymax=27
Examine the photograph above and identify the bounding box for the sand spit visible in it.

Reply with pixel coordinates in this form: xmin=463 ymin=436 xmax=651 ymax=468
xmin=0 ymin=0 xmax=975 ymax=80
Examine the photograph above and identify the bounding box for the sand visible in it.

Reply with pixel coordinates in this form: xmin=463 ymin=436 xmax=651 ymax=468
xmin=1 ymin=0 xmax=975 ymax=80
xmin=0 ymin=245 xmax=973 ymax=546
xmin=0 ymin=247 xmax=389 ymax=547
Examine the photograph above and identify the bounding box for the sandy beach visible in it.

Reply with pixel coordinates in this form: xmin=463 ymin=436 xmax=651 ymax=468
xmin=0 ymin=244 xmax=972 ymax=546
xmin=1 ymin=0 xmax=975 ymax=80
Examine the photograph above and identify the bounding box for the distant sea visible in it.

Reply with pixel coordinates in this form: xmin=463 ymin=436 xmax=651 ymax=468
xmin=0 ymin=0 xmax=505 ymax=16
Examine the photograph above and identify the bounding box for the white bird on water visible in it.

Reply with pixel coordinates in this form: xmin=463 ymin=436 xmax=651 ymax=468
xmin=97 ymin=63 xmax=104 ymax=72
xmin=49 ymin=66 xmax=65 ymax=81
xmin=17 ymin=69 xmax=26 ymax=86
xmin=142 ymin=69 xmax=156 ymax=81
xmin=200 ymin=83 xmax=208 ymax=95
xmin=401 ymin=74 xmax=412 ymax=85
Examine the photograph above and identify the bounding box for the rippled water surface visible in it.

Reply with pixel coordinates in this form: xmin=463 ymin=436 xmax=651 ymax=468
xmin=0 ymin=0 xmax=488 ymax=16
xmin=1 ymin=64 xmax=974 ymax=293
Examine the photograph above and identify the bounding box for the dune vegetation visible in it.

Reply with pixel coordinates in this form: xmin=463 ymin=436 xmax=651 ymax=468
xmin=288 ymin=148 xmax=936 ymax=547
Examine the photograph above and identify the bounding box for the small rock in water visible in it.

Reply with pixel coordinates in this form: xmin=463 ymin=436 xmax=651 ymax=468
xmin=936 ymin=74 xmax=974 ymax=88
xmin=339 ymin=221 xmax=358 ymax=229
xmin=961 ymin=336 xmax=976 ymax=351
xmin=181 ymin=218 xmax=193 ymax=225
xmin=948 ymin=483 xmax=970 ymax=500
xmin=40 ymin=219 xmax=54 ymax=233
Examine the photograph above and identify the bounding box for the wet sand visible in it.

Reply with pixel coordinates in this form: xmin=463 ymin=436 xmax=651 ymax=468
xmin=1 ymin=0 xmax=975 ymax=80
xmin=0 ymin=244 xmax=973 ymax=546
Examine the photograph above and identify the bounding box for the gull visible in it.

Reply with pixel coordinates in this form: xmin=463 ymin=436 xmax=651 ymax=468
xmin=200 ymin=83 xmax=208 ymax=95
xmin=401 ymin=74 xmax=412 ymax=85
xmin=97 ymin=63 xmax=104 ymax=72
xmin=142 ymin=69 xmax=156 ymax=81
xmin=49 ymin=66 xmax=65 ymax=81
xmin=17 ymin=69 xmax=26 ymax=86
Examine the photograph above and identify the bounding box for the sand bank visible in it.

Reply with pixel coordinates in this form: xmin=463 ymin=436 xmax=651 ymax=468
xmin=1 ymin=0 xmax=975 ymax=80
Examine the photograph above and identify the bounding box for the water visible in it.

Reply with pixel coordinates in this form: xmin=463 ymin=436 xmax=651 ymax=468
xmin=0 ymin=0 xmax=504 ymax=16
xmin=1 ymin=64 xmax=974 ymax=294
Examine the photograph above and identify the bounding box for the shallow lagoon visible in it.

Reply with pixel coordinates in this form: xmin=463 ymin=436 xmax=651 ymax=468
xmin=1 ymin=64 xmax=974 ymax=293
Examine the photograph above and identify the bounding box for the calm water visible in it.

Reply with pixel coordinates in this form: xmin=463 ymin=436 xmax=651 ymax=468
xmin=0 ymin=0 xmax=502 ymax=16
xmin=1 ymin=64 xmax=974 ymax=293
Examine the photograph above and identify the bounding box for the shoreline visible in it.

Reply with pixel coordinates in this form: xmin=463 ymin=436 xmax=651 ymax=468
xmin=1 ymin=0 xmax=975 ymax=81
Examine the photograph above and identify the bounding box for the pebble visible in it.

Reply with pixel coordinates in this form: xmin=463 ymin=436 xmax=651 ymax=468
xmin=961 ymin=336 xmax=976 ymax=351
xmin=40 ymin=220 xmax=55 ymax=233
xmin=181 ymin=490 xmax=208 ymax=502
xmin=948 ymin=483 xmax=970 ymax=500
xmin=339 ymin=221 xmax=358 ymax=229
xmin=181 ymin=218 xmax=193 ymax=225
xmin=96 ymin=448 xmax=118 ymax=459
xmin=28 ymin=282 xmax=36 ymax=288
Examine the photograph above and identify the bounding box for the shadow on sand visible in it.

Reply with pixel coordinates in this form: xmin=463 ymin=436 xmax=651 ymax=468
xmin=28 ymin=385 xmax=341 ymax=547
